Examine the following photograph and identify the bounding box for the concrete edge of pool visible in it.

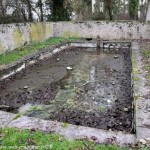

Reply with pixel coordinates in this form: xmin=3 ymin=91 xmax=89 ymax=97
xmin=0 ymin=40 xmax=150 ymax=146
xmin=0 ymin=111 xmax=136 ymax=146
xmin=131 ymin=42 xmax=150 ymax=141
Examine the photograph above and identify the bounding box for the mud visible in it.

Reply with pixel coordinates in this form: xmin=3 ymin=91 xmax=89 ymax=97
xmin=0 ymin=45 xmax=133 ymax=133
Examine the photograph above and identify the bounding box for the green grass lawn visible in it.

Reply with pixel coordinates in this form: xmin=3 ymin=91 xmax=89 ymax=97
xmin=0 ymin=128 xmax=122 ymax=150
xmin=0 ymin=37 xmax=78 ymax=65
xmin=0 ymin=128 xmax=149 ymax=150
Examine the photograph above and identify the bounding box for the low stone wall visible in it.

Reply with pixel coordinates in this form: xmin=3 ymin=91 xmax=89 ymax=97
xmin=0 ymin=21 xmax=150 ymax=54
xmin=0 ymin=22 xmax=53 ymax=54
xmin=53 ymin=21 xmax=150 ymax=40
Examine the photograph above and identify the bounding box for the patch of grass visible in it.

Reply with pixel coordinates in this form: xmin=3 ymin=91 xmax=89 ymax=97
xmin=0 ymin=37 xmax=79 ymax=65
xmin=0 ymin=128 xmax=123 ymax=150
xmin=0 ymin=128 xmax=149 ymax=150
xmin=143 ymin=65 xmax=150 ymax=71
xmin=140 ymin=47 xmax=150 ymax=86
xmin=141 ymin=49 xmax=150 ymax=58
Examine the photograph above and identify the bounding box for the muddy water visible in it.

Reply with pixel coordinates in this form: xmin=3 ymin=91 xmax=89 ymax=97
xmin=0 ymin=46 xmax=133 ymax=133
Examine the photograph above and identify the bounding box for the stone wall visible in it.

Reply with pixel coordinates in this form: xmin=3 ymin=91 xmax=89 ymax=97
xmin=0 ymin=21 xmax=150 ymax=54
xmin=53 ymin=21 xmax=150 ymax=40
xmin=0 ymin=22 xmax=53 ymax=54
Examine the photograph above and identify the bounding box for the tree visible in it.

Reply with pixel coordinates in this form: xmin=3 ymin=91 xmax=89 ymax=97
xmin=104 ymin=0 xmax=113 ymax=20
xmin=72 ymin=0 xmax=92 ymax=21
xmin=46 ymin=0 xmax=71 ymax=21
xmin=92 ymin=0 xmax=106 ymax=20
xmin=0 ymin=0 xmax=6 ymax=22
xmin=24 ymin=0 xmax=33 ymax=22
xmin=36 ymin=0 xmax=44 ymax=21
xmin=129 ymin=0 xmax=139 ymax=19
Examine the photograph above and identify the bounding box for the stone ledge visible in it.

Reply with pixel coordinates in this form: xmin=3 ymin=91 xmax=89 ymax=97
xmin=0 ymin=112 xmax=135 ymax=146
xmin=0 ymin=111 xmax=15 ymax=127
xmin=132 ymin=42 xmax=150 ymax=141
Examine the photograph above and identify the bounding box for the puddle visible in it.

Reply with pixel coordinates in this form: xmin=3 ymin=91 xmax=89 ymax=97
xmin=0 ymin=44 xmax=133 ymax=133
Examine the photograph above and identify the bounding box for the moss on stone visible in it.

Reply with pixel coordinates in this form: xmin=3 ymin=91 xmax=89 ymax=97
xmin=132 ymin=51 xmax=138 ymax=75
xmin=13 ymin=27 xmax=23 ymax=47
xmin=29 ymin=23 xmax=41 ymax=42
xmin=45 ymin=23 xmax=52 ymax=38
xmin=133 ymin=94 xmax=140 ymax=101
xmin=63 ymin=31 xmax=79 ymax=38
xmin=134 ymin=77 xmax=139 ymax=81
xmin=29 ymin=23 xmax=52 ymax=43
xmin=0 ymin=41 xmax=3 ymax=54
xmin=61 ymin=122 xmax=69 ymax=128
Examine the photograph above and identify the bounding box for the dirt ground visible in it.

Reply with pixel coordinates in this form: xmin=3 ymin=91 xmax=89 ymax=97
xmin=0 ymin=45 xmax=133 ymax=133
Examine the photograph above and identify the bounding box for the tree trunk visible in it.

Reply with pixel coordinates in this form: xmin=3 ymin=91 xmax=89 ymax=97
xmin=107 ymin=4 xmax=113 ymax=20
xmin=105 ymin=0 xmax=113 ymax=20
xmin=21 ymin=8 xmax=28 ymax=22
xmin=26 ymin=0 xmax=33 ymax=22
xmin=129 ymin=0 xmax=139 ymax=20
xmin=50 ymin=0 xmax=70 ymax=21
xmin=146 ymin=1 xmax=150 ymax=21
xmin=38 ymin=0 xmax=44 ymax=21
xmin=0 ymin=0 xmax=6 ymax=23
xmin=73 ymin=0 xmax=92 ymax=21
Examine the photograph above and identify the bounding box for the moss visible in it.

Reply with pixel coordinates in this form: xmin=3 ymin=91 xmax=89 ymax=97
xmin=29 ymin=23 xmax=41 ymax=42
xmin=134 ymin=94 xmax=139 ymax=101
xmin=45 ymin=23 xmax=52 ymax=38
xmin=29 ymin=23 xmax=52 ymax=43
xmin=132 ymin=51 xmax=138 ymax=75
xmin=28 ymin=105 xmax=43 ymax=112
xmin=0 ymin=41 xmax=3 ymax=54
xmin=66 ymin=98 xmax=75 ymax=108
xmin=63 ymin=31 xmax=79 ymax=38
xmin=140 ymin=48 xmax=150 ymax=86
xmin=97 ymin=106 xmax=105 ymax=112
xmin=134 ymin=77 xmax=139 ymax=81
xmin=13 ymin=27 xmax=23 ymax=47
xmin=61 ymin=122 xmax=69 ymax=128
xmin=13 ymin=113 xmax=21 ymax=120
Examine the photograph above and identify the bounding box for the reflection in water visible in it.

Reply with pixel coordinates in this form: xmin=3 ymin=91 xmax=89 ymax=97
xmin=48 ymin=47 xmax=130 ymax=114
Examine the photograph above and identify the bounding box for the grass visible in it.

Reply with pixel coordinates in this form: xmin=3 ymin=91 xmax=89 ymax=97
xmin=0 ymin=128 xmax=149 ymax=150
xmin=140 ymin=46 xmax=150 ymax=86
xmin=141 ymin=48 xmax=150 ymax=58
xmin=0 ymin=37 xmax=78 ymax=65
xmin=0 ymin=128 xmax=123 ymax=150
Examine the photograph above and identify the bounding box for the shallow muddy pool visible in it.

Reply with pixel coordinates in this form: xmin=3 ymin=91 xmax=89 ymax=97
xmin=0 ymin=45 xmax=133 ymax=133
